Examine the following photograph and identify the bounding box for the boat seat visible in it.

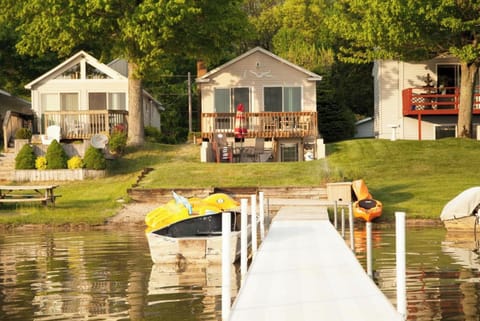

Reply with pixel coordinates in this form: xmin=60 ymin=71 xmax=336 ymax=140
xmin=358 ymin=199 xmax=378 ymax=209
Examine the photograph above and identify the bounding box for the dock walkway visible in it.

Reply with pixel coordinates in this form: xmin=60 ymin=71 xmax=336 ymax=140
xmin=229 ymin=205 xmax=403 ymax=321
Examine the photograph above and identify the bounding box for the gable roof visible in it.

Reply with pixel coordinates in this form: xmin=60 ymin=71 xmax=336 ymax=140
xmin=25 ymin=51 xmax=126 ymax=89
xmin=196 ymin=47 xmax=322 ymax=83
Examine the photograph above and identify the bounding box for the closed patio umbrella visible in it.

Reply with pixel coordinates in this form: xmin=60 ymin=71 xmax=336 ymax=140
xmin=234 ymin=103 xmax=247 ymax=141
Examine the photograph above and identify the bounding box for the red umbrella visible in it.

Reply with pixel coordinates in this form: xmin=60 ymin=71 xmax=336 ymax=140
xmin=234 ymin=103 xmax=247 ymax=140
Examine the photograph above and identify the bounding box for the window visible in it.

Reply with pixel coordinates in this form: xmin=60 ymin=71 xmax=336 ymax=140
xmin=41 ymin=94 xmax=60 ymax=111
xmin=214 ymin=87 xmax=250 ymax=112
xmin=108 ymin=93 xmax=126 ymax=110
xmin=89 ymin=92 xmax=126 ymax=110
xmin=280 ymin=143 xmax=298 ymax=162
xmin=435 ymin=125 xmax=456 ymax=139
xmin=60 ymin=93 xmax=79 ymax=111
xmin=214 ymin=89 xmax=230 ymax=113
xmin=264 ymin=86 xmax=301 ymax=112
xmin=89 ymin=93 xmax=107 ymax=110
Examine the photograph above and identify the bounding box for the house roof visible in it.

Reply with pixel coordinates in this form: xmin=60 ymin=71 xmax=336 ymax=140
xmin=196 ymin=47 xmax=323 ymax=83
xmin=25 ymin=50 xmax=126 ymax=89
xmin=0 ymin=89 xmax=32 ymax=117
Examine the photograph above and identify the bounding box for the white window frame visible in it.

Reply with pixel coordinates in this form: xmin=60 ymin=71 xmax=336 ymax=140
xmin=263 ymin=86 xmax=302 ymax=112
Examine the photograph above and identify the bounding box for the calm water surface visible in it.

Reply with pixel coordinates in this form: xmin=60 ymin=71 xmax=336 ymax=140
xmin=1 ymin=225 xmax=479 ymax=320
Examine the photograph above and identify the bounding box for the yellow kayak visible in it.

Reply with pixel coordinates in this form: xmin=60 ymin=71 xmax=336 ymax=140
xmin=145 ymin=192 xmax=239 ymax=232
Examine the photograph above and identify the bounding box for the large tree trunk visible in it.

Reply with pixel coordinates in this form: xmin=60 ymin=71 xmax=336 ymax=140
xmin=127 ymin=62 xmax=145 ymax=146
xmin=457 ymin=62 xmax=478 ymax=138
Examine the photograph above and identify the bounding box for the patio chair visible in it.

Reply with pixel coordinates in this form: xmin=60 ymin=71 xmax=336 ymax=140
xmin=41 ymin=125 xmax=61 ymax=145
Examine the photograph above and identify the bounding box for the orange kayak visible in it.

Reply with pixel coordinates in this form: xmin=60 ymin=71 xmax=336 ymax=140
xmin=352 ymin=179 xmax=383 ymax=222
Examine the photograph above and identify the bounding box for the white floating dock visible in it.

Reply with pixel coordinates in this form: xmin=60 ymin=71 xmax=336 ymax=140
xmin=229 ymin=206 xmax=403 ymax=321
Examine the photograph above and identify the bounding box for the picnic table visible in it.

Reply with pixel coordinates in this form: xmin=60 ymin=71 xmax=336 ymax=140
xmin=0 ymin=185 xmax=60 ymax=206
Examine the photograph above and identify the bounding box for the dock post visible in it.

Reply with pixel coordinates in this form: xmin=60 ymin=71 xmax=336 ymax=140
xmin=259 ymin=191 xmax=265 ymax=240
xmin=341 ymin=207 xmax=345 ymax=238
xmin=221 ymin=211 xmax=231 ymax=321
xmin=240 ymin=199 xmax=248 ymax=284
xmin=396 ymin=211 xmax=407 ymax=319
xmin=333 ymin=201 xmax=338 ymax=229
xmin=366 ymin=221 xmax=373 ymax=277
xmin=251 ymin=194 xmax=257 ymax=258
xmin=349 ymin=203 xmax=355 ymax=250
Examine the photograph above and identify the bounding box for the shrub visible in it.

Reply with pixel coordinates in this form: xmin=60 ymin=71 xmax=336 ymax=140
xmin=45 ymin=140 xmax=68 ymax=169
xmin=15 ymin=144 xmax=36 ymax=169
xmin=67 ymin=156 xmax=84 ymax=169
xmin=84 ymin=146 xmax=106 ymax=170
xmin=35 ymin=156 xmax=47 ymax=170
xmin=145 ymin=126 xmax=162 ymax=142
xmin=15 ymin=127 xmax=32 ymax=140
xmin=109 ymin=130 xmax=127 ymax=154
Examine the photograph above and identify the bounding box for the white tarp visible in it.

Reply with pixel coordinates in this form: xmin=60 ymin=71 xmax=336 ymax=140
xmin=440 ymin=187 xmax=480 ymax=221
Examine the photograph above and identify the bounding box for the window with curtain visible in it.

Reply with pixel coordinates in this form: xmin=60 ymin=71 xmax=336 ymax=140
xmin=264 ymin=87 xmax=301 ymax=112
xmin=41 ymin=93 xmax=60 ymax=111
xmin=284 ymin=87 xmax=301 ymax=112
xmin=89 ymin=93 xmax=107 ymax=110
xmin=108 ymin=93 xmax=126 ymax=110
xmin=60 ymin=93 xmax=79 ymax=111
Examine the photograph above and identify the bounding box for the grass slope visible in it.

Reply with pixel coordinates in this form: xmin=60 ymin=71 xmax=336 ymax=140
xmin=1 ymin=138 xmax=478 ymax=225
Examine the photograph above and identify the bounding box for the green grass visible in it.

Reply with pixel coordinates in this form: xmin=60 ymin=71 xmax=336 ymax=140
xmin=1 ymin=138 xmax=479 ymax=225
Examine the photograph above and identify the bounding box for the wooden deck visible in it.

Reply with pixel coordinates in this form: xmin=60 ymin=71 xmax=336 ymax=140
xmin=229 ymin=205 xmax=403 ymax=321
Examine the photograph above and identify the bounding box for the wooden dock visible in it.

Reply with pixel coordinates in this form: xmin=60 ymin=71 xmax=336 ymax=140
xmin=229 ymin=205 xmax=403 ymax=321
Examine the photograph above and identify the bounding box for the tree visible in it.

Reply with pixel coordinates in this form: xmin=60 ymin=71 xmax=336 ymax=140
xmin=326 ymin=0 xmax=480 ymax=138
xmin=9 ymin=0 xmax=249 ymax=146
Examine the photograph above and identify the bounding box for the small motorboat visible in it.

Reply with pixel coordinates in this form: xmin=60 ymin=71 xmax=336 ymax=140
xmin=145 ymin=192 xmax=248 ymax=265
xmin=440 ymin=187 xmax=480 ymax=231
xmin=352 ymin=179 xmax=383 ymax=222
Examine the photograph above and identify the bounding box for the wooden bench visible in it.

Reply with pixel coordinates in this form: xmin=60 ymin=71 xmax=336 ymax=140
xmin=0 ymin=185 xmax=60 ymax=206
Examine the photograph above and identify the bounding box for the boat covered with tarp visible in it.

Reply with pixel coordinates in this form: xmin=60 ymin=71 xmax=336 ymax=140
xmin=440 ymin=187 xmax=480 ymax=231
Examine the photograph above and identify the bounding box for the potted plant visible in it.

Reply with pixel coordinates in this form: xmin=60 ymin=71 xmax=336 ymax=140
xmin=14 ymin=127 xmax=32 ymax=154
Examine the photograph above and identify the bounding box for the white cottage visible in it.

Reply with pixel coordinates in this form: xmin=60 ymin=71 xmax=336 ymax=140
xmin=197 ymin=47 xmax=324 ymax=162
xmin=25 ymin=51 xmax=163 ymax=141
xmin=373 ymin=58 xmax=480 ymax=140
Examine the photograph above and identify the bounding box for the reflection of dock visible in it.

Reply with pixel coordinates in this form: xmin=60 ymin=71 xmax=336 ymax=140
xmin=229 ymin=206 xmax=402 ymax=321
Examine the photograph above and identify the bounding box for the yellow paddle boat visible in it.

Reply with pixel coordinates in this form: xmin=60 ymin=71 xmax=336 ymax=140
xmin=145 ymin=192 xmax=248 ymax=264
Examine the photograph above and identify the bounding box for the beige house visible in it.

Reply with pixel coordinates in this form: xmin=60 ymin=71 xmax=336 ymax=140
xmin=24 ymin=51 xmax=163 ymax=142
xmin=196 ymin=47 xmax=324 ymax=162
xmin=373 ymin=57 xmax=480 ymax=140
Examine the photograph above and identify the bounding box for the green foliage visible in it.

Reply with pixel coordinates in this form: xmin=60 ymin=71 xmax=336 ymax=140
xmin=35 ymin=156 xmax=47 ymax=170
xmin=109 ymin=130 xmax=127 ymax=154
xmin=15 ymin=143 xmax=36 ymax=169
xmin=67 ymin=156 xmax=84 ymax=169
xmin=45 ymin=140 xmax=68 ymax=169
xmin=15 ymin=127 xmax=32 ymax=140
xmin=84 ymin=146 xmax=106 ymax=170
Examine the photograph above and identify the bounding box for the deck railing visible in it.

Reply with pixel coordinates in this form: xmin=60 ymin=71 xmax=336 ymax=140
xmin=402 ymin=87 xmax=480 ymax=116
xmin=43 ymin=110 xmax=128 ymax=139
xmin=201 ymin=111 xmax=318 ymax=139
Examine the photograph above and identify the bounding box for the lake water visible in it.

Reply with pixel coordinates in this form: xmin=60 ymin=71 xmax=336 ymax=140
xmin=0 ymin=224 xmax=479 ymax=320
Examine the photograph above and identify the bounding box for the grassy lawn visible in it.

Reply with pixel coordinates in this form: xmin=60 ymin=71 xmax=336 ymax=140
xmin=1 ymin=138 xmax=479 ymax=225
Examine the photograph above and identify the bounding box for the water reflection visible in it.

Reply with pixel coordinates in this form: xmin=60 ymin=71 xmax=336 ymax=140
xmin=0 ymin=228 xmax=237 ymax=321
xmin=2 ymin=225 xmax=480 ymax=320
xmin=351 ymin=225 xmax=480 ymax=321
